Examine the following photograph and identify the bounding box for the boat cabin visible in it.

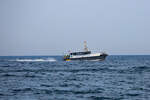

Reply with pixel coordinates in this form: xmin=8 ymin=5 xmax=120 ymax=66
xmin=70 ymin=51 xmax=91 ymax=56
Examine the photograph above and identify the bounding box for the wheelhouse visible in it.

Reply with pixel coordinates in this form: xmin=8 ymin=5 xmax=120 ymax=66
xmin=70 ymin=51 xmax=91 ymax=56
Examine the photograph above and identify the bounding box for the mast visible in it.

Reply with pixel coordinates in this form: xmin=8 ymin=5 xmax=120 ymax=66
xmin=84 ymin=41 xmax=88 ymax=52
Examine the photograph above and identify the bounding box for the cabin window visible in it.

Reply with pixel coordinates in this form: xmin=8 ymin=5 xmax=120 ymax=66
xmin=70 ymin=51 xmax=91 ymax=56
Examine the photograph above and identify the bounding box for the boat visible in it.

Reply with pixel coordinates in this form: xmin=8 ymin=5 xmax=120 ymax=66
xmin=63 ymin=41 xmax=108 ymax=61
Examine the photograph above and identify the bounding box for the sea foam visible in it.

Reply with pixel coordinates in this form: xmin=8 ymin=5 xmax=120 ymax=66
xmin=16 ymin=58 xmax=57 ymax=62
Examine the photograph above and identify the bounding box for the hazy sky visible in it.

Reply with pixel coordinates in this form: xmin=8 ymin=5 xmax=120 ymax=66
xmin=0 ymin=0 xmax=150 ymax=56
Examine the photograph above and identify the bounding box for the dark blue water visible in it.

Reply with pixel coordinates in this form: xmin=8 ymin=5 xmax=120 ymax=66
xmin=0 ymin=55 xmax=150 ymax=100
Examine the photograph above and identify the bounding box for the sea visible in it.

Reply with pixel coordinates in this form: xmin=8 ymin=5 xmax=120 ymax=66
xmin=0 ymin=55 xmax=150 ymax=100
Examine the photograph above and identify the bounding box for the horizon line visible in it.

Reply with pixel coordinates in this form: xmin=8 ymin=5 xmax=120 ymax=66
xmin=0 ymin=54 xmax=150 ymax=57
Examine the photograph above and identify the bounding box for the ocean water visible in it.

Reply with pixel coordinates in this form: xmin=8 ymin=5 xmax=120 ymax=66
xmin=0 ymin=55 xmax=150 ymax=100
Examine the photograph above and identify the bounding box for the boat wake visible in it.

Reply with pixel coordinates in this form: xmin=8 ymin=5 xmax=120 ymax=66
xmin=15 ymin=58 xmax=57 ymax=62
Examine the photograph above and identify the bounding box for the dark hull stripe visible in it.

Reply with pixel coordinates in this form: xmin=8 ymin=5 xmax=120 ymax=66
xmin=69 ymin=55 xmax=107 ymax=61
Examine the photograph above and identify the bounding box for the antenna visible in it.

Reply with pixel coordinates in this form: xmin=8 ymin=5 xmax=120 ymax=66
xmin=84 ymin=41 xmax=88 ymax=52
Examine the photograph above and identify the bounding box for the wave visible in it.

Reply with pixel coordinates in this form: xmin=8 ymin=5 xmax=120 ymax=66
xmin=15 ymin=58 xmax=57 ymax=62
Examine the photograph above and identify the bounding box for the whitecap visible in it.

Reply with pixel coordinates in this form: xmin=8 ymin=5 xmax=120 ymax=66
xmin=15 ymin=58 xmax=57 ymax=62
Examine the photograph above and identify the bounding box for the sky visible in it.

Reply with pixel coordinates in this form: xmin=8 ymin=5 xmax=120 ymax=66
xmin=0 ymin=0 xmax=150 ymax=56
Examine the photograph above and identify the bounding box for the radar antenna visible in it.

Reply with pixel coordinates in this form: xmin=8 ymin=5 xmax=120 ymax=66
xmin=84 ymin=41 xmax=88 ymax=52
